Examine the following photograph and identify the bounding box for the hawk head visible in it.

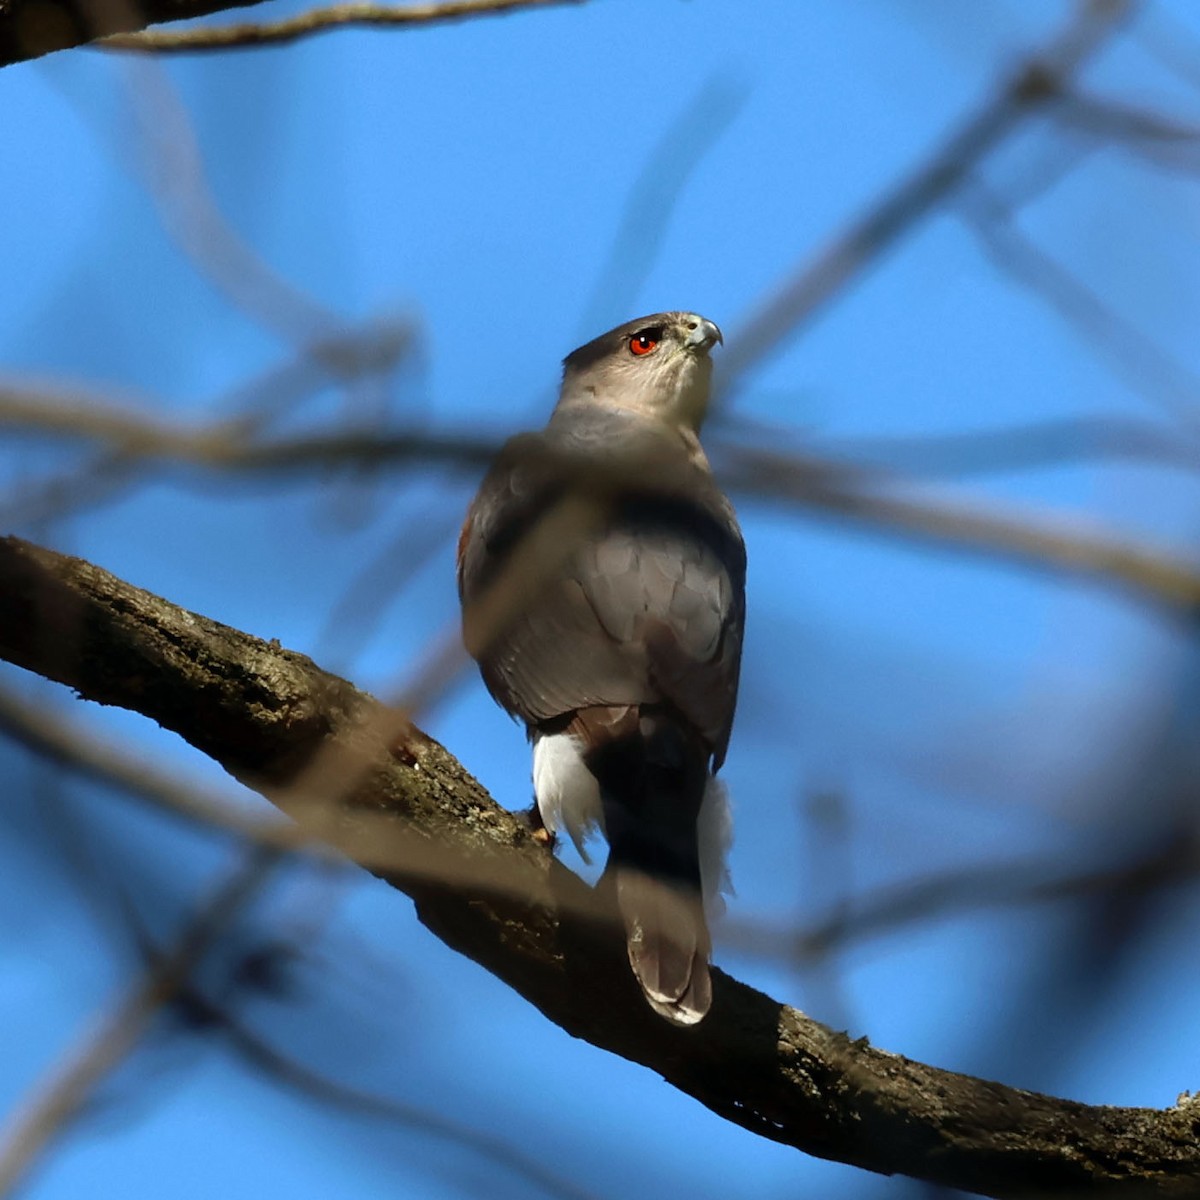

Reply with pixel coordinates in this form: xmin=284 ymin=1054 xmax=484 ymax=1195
xmin=557 ymin=312 xmax=723 ymax=433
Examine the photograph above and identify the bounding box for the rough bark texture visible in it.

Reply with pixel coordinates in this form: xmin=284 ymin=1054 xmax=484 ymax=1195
xmin=1 ymin=533 xmax=1198 ymax=1198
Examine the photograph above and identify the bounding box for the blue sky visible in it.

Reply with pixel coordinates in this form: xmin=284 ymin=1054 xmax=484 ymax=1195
xmin=3 ymin=1 xmax=1200 ymax=1197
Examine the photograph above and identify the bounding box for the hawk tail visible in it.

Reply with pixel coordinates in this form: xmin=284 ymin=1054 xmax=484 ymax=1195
xmin=571 ymin=706 xmax=714 ymax=1025
xmin=616 ymin=867 xmax=711 ymax=1026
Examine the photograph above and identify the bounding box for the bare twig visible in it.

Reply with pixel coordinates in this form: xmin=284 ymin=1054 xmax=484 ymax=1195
xmin=811 ymin=415 xmax=1200 ymax=479
xmin=723 ymin=835 xmax=1200 ymax=964
xmin=1059 ymin=92 xmax=1200 ymax=150
xmin=0 ymin=684 xmax=312 ymax=852
xmin=719 ymin=0 xmax=1136 ymax=386
xmin=103 ymin=0 xmax=584 ymax=52
xmin=961 ymin=185 xmax=1200 ymax=430
xmin=0 ymin=385 xmax=498 ymax=470
xmin=722 ymin=443 xmax=1200 ymax=611
xmin=0 ymin=849 xmax=280 ymax=1196
xmin=193 ymin=997 xmax=604 ymax=1200
xmin=1134 ymin=7 xmax=1200 ymax=97
xmin=12 ymin=376 xmax=1200 ymax=486
xmin=0 ymin=318 xmax=413 ymax=528
xmin=577 ymin=77 xmax=747 ymax=337
xmin=115 ymin=60 xmax=338 ymax=344
xmin=0 ymin=0 xmax=578 ymax=65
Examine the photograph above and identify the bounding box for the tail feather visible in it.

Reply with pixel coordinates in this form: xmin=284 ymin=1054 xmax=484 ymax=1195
xmin=562 ymin=705 xmax=722 ymax=1025
xmin=617 ymin=868 xmax=711 ymax=1026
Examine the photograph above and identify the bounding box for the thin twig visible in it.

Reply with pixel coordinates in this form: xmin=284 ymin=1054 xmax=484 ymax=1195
xmin=723 ymin=836 xmax=1200 ymax=964
xmin=103 ymin=0 xmax=583 ymax=52
xmin=577 ymin=77 xmax=747 ymax=337
xmin=0 ymin=684 xmax=312 ymax=852
xmin=810 ymin=415 xmax=1200 ymax=479
xmin=201 ymin=999 xmax=605 ymax=1200
xmin=0 ymin=849 xmax=280 ymax=1196
xmin=961 ymin=184 xmax=1200 ymax=431
xmin=0 ymin=317 xmax=413 ymax=528
xmin=719 ymin=0 xmax=1136 ymax=386
xmin=1059 ymin=92 xmax=1200 ymax=147
xmin=723 ymin=444 xmax=1200 ymax=611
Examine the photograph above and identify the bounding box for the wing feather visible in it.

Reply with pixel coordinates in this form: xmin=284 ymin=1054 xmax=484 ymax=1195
xmin=459 ymin=422 xmax=745 ymax=763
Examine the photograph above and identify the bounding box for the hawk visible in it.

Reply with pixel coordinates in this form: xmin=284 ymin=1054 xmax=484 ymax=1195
xmin=457 ymin=312 xmax=745 ymax=1025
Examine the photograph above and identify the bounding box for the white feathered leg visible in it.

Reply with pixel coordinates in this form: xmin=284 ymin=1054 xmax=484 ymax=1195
xmin=697 ymin=777 xmax=734 ymax=919
xmin=531 ymin=732 xmax=604 ymax=861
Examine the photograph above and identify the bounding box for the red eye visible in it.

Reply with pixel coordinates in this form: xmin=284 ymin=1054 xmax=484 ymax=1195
xmin=629 ymin=332 xmax=658 ymax=356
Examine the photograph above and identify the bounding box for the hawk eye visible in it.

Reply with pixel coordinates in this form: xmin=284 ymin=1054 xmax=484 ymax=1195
xmin=628 ymin=329 xmax=661 ymax=357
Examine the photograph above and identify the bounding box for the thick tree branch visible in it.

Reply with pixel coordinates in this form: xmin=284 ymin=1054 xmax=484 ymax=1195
xmin=0 ymin=534 xmax=1197 ymax=1197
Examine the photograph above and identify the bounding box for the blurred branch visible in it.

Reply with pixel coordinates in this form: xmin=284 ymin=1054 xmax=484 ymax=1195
xmin=0 ymin=385 xmax=245 ymax=457
xmin=719 ymin=444 xmax=1200 ymax=611
xmin=0 ymin=534 xmax=1197 ymax=1197
xmin=0 ymin=847 xmax=279 ymax=1196
xmin=1134 ymin=7 xmax=1200 ymax=97
xmin=961 ymin=184 xmax=1200 ymax=430
xmin=577 ymin=77 xmax=747 ymax=338
xmin=813 ymin=415 xmax=1200 ymax=478
xmin=8 ymin=388 xmax=1200 ymax=611
xmin=103 ymin=0 xmax=582 ymax=52
xmin=187 ymin=994 xmax=603 ymax=1200
xmin=724 ymin=833 xmax=1200 ymax=963
xmin=114 ymin=57 xmax=340 ymax=344
xmin=0 ymin=684 xmax=313 ymax=853
xmin=0 ymin=318 xmax=413 ymax=527
xmin=12 ymin=372 xmax=1200 ymax=483
xmin=0 ymin=0 xmax=578 ymax=67
xmin=1059 ymin=92 xmax=1200 ymax=151
xmin=313 ymin=498 xmax=461 ymax=668
xmin=106 ymin=876 xmax=602 ymax=1200
xmin=720 ymin=0 xmax=1137 ymax=386
xmin=0 ymin=384 xmax=498 ymax=468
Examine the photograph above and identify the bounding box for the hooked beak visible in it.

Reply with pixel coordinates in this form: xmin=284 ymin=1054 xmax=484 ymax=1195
xmin=684 ymin=317 xmax=723 ymax=354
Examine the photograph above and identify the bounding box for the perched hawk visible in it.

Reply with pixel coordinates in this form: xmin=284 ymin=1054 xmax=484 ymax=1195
xmin=457 ymin=312 xmax=745 ymax=1025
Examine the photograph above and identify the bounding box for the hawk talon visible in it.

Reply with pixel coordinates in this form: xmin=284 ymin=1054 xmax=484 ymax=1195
xmin=524 ymin=803 xmax=556 ymax=848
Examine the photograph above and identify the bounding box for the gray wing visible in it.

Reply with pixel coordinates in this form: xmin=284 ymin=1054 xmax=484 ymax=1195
xmin=459 ymin=433 xmax=745 ymax=766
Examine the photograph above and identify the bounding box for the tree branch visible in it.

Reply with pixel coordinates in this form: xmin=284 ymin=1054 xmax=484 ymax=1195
xmin=8 ymin=383 xmax=1200 ymax=612
xmin=0 ymin=0 xmax=578 ymax=70
xmin=719 ymin=0 xmax=1138 ymax=387
xmin=101 ymin=0 xmax=581 ymax=52
xmin=0 ymin=534 xmax=1197 ymax=1196
xmin=0 ymin=847 xmax=280 ymax=1195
